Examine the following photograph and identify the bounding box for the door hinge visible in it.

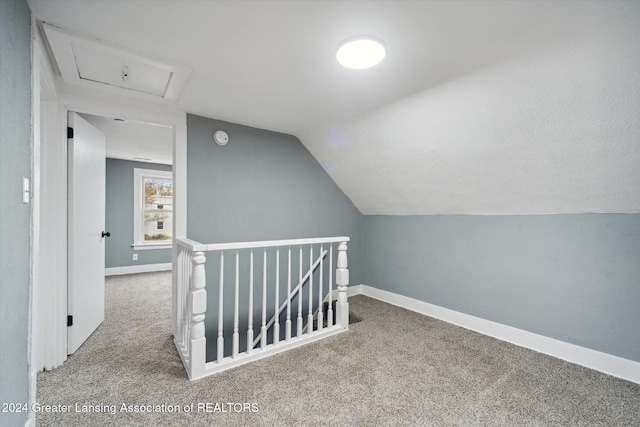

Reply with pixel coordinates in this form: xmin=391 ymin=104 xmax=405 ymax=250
xmin=67 ymin=127 xmax=74 ymax=139
xmin=67 ymin=315 xmax=73 ymax=327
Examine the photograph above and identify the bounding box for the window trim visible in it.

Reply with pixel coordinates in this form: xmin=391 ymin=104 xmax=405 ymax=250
xmin=133 ymin=168 xmax=173 ymax=250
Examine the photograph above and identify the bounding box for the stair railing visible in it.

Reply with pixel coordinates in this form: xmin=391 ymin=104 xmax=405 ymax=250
xmin=174 ymin=236 xmax=350 ymax=380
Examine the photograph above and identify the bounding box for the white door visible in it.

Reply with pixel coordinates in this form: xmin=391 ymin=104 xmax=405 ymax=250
xmin=67 ymin=112 xmax=107 ymax=354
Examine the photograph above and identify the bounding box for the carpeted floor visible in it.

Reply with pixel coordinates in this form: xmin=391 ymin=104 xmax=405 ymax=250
xmin=36 ymin=271 xmax=640 ymax=426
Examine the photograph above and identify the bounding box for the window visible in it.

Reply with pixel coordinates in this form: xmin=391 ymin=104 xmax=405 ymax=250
xmin=133 ymin=168 xmax=172 ymax=249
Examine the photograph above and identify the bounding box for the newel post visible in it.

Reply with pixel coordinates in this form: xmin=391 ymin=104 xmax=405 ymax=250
xmin=335 ymin=242 xmax=349 ymax=329
xmin=189 ymin=251 xmax=207 ymax=379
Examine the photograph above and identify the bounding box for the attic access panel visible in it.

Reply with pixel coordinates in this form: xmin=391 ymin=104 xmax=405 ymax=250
xmin=73 ymin=45 xmax=171 ymax=97
xmin=42 ymin=23 xmax=190 ymax=103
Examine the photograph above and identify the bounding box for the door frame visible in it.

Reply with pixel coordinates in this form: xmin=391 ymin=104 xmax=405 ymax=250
xmin=29 ymin=19 xmax=187 ymax=427
xmin=28 ymin=24 xmax=65 ymax=427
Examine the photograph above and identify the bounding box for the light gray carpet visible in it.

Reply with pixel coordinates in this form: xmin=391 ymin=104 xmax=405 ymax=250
xmin=36 ymin=271 xmax=640 ymax=426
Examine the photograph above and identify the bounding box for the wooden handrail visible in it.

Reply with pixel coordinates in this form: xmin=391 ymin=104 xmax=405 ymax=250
xmin=176 ymin=236 xmax=349 ymax=252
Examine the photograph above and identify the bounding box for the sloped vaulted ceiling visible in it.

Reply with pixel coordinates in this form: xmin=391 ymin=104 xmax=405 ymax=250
xmin=28 ymin=0 xmax=640 ymax=215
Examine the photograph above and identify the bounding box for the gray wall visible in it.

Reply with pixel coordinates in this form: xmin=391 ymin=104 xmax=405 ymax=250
xmin=187 ymin=114 xmax=363 ymax=281
xmin=105 ymin=158 xmax=172 ymax=268
xmin=0 ymin=0 xmax=32 ymax=425
xmin=363 ymin=214 xmax=640 ymax=362
xmin=187 ymin=114 xmax=363 ymax=360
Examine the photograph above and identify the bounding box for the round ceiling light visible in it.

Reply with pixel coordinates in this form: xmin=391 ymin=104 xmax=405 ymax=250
xmin=336 ymin=37 xmax=386 ymax=70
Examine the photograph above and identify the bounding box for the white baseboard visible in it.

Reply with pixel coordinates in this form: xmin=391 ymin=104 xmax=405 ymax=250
xmin=351 ymin=284 xmax=640 ymax=384
xmin=105 ymin=263 xmax=172 ymax=276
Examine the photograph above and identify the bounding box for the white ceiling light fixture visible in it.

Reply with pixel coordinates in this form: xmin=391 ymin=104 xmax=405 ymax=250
xmin=336 ymin=36 xmax=386 ymax=70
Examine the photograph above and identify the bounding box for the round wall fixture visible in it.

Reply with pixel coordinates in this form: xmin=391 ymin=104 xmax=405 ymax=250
xmin=336 ymin=36 xmax=386 ymax=69
xmin=213 ymin=130 xmax=229 ymax=145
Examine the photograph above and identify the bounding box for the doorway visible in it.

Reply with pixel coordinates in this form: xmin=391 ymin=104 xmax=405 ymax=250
xmin=31 ymin=98 xmax=186 ymax=395
xmin=66 ymin=111 xmax=176 ymax=354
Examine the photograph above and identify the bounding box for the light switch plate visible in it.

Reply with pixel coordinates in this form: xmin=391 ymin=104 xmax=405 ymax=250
xmin=22 ymin=177 xmax=29 ymax=203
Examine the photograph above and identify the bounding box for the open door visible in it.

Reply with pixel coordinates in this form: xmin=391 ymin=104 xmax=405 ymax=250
xmin=67 ymin=112 xmax=107 ymax=354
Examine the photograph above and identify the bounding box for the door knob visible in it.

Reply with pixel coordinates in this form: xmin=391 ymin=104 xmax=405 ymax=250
xmin=102 ymin=231 xmax=111 ymax=238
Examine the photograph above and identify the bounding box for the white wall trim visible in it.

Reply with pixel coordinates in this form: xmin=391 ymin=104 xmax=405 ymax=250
xmin=28 ymin=18 xmax=41 ymax=427
xmin=28 ymin=22 xmax=68 ymax=427
xmin=352 ymin=284 xmax=640 ymax=384
xmin=105 ymin=263 xmax=173 ymax=276
xmin=172 ymin=122 xmax=187 ymax=338
xmin=60 ymin=86 xmax=186 ymax=127
xmin=132 ymin=243 xmax=172 ymax=250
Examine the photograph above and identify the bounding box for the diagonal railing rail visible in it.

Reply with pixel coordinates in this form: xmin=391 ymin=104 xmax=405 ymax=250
xmin=253 ymin=249 xmax=327 ymax=348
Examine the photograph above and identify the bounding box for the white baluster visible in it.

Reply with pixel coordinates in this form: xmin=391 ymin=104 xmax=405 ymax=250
xmin=232 ymin=250 xmax=239 ymax=358
xmin=328 ymin=244 xmax=333 ymax=327
xmin=217 ymin=251 xmax=224 ymax=362
xmin=308 ymin=245 xmax=314 ymax=334
xmin=185 ymin=250 xmax=191 ymax=345
xmin=318 ymin=244 xmax=324 ymax=331
xmin=261 ymin=249 xmax=267 ymax=349
xmin=183 ymin=249 xmax=189 ymax=344
xmin=175 ymin=248 xmax=180 ymax=342
xmin=297 ymin=245 xmax=303 ymax=337
xmin=286 ymin=246 xmax=292 ymax=341
xmin=274 ymin=247 xmax=280 ymax=345
xmin=182 ymin=249 xmax=191 ymax=346
xmin=335 ymin=242 xmax=349 ymax=329
xmin=190 ymin=251 xmax=207 ymax=378
xmin=247 ymin=249 xmax=254 ymax=354
xmin=185 ymin=251 xmax=192 ymax=344
xmin=176 ymin=248 xmax=183 ymax=345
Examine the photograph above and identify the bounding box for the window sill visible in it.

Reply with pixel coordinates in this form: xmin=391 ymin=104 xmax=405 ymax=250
xmin=132 ymin=243 xmax=172 ymax=251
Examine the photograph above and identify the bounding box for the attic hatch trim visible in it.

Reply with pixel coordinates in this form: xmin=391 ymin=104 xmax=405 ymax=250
xmin=42 ymin=23 xmax=191 ymax=104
